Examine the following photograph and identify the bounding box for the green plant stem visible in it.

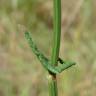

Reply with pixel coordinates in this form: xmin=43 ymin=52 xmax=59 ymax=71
xmin=48 ymin=0 xmax=61 ymax=96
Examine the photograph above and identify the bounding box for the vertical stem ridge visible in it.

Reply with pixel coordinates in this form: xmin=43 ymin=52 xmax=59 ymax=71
xmin=51 ymin=0 xmax=61 ymax=65
xmin=49 ymin=0 xmax=61 ymax=96
xmin=48 ymin=75 xmax=58 ymax=96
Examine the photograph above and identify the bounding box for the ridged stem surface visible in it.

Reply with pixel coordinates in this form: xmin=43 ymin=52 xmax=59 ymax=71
xmin=48 ymin=0 xmax=61 ymax=96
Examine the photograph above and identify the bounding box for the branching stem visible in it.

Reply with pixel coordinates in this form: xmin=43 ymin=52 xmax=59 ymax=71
xmin=48 ymin=0 xmax=61 ymax=96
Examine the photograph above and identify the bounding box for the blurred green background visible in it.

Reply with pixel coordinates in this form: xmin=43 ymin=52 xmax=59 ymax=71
xmin=0 ymin=0 xmax=96 ymax=96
